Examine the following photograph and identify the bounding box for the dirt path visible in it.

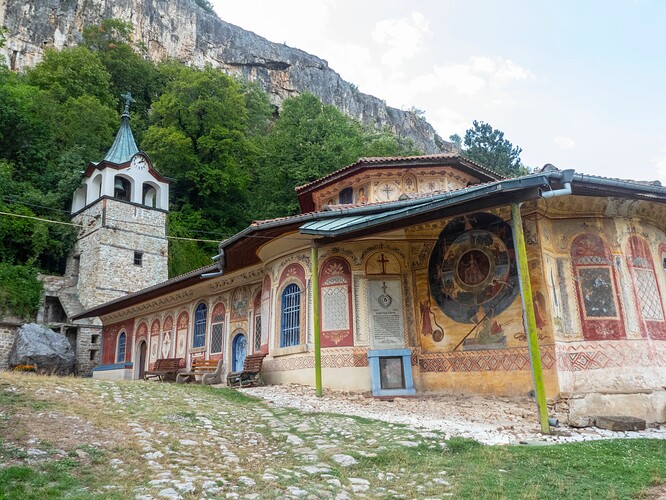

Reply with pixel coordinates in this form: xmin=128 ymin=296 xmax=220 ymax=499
xmin=241 ymin=384 xmax=666 ymax=445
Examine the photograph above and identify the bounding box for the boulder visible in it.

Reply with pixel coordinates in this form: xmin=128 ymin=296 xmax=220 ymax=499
xmin=9 ymin=323 xmax=77 ymax=375
xmin=594 ymin=415 xmax=646 ymax=432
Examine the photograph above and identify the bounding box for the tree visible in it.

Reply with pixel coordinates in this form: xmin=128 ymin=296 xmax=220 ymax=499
xmin=142 ymin=65 xmax=269 ymax=276
xmin=27 ymin=46 xmax=114 ymax=107
xmin=252 ymin=93 xmax=421 ymax=218
xmin=461 ymin=120 xmax=527 ymax=177
xmin=83 ymin=20 xmax=165 ymax=138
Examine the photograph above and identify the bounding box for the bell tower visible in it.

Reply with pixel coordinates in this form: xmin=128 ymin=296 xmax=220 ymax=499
xmin=68 ymin=93 xmax=170 ymax=309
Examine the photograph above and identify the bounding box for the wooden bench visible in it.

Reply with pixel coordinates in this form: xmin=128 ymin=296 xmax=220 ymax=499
xmin=176 ymin=358 xmax=224 ymax=385
xmin=143 ymin=358 xmax=182 ymax=382
xmin=226 ymin=353 xmax=267 ymax=388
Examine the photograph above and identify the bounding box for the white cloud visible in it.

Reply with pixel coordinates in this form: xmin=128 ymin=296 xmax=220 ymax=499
xmin=652 ymin=151 xmax=666 ymax=184
xmin=553 ymin=136 xmax=576 ymax=150
xmin=405 ymin=57 xmax=536 ymax=98
xmin=372 ymin=12 xmax=431 ymax=69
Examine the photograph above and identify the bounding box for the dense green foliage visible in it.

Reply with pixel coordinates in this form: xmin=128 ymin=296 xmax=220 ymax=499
xmin=0 ymin=22 xmax=420 ymax=311
xmin=453 ymin=120 xmax=528 ymax=177
xmin=0 ymin=263 xmax=43 ymax=319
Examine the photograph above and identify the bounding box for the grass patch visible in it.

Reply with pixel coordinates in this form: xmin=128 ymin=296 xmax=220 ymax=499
xmin=0 ymin=461 xmax=87 ymax=499
xmin=447 ymin=436 xmax=483 ymax=454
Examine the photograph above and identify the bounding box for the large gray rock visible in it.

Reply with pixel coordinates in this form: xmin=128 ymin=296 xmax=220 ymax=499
xmin=0 ymin=0 xmax=453 ymax=155
xmin=9 ymin=323 xmax=77 ymax=375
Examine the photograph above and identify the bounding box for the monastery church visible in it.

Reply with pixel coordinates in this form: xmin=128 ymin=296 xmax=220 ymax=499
xmin=7 ymin=99 xmax=666 ymax=425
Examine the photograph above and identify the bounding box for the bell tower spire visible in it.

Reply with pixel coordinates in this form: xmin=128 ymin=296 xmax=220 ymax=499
xmin=104 ymin=92 xmax=139 ymax=165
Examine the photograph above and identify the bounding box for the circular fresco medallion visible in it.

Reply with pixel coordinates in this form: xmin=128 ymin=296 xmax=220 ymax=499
xmin=428 ymin=213 xmax=519 ymax=323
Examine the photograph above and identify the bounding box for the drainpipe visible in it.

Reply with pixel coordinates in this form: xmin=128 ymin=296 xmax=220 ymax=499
xmin=201 ymin=249 xmax=225 ymax=279
xmin=510 ymin=168 xmax=575 ymax=434
xmin=311 ymin=244 xmax=322 ymax=397
xmin=540 ymin=168 xmax=575 ymax=198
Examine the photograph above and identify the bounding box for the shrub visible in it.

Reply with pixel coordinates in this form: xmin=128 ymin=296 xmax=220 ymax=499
xmin=0 ymin=263 xmax=43 ymax=319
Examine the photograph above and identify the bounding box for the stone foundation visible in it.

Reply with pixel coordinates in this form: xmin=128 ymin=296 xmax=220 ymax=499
xmin=565 ymin=390 xmax=666 ymax=425
xmin=0 ymin=322 xmax=19 ymax=369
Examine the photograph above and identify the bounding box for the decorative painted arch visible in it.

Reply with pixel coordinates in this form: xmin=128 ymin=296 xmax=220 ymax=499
xmin=571 ymin=233 xmax=625 ymax=340
xmin=627 ymin=235 xmax=666 ymax=339
xmin=319 ymin=257 xmax=353 ymax=347
xmin=175 ymin=311 xmax=189 ymax=364
xmin=161 ymin=315 xmax=174 ymax=359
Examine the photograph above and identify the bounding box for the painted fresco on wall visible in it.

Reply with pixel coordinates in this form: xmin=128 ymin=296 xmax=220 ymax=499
xmin=320 ymin=258 xmax=354 ymax=347
xmin=428 ymin=212 xmax=519 ymax=328
xmin=571 ymin=233 xmax=626 ymax=340
xmin=627 ymin=235 xmax=666 ymax=339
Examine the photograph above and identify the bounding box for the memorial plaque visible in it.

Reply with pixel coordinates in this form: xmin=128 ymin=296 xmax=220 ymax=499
xmin=368 ymin=280 xmax=405 ymax=349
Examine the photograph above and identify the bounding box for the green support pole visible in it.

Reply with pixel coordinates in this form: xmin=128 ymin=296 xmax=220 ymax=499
xmin=510 ymin=203 xmax=550 ymax=434
xmin=311 ymin=244 xmax=322 ymax=397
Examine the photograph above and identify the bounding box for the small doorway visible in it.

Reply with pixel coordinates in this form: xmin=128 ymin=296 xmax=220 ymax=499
xmin=137 ymin=341 xmax=147 ymax=380
xmin=232 ymin=333 xmax=247 ymax=372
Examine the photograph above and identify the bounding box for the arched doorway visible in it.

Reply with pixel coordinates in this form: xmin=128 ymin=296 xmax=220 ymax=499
xmin=136 ymin=340 xmax=147 ymax=380
xmin=232 ymin=333 xmax=247 ymax=372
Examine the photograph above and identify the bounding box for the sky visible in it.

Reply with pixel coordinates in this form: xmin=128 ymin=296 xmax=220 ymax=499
xmin=210 ymin=0 xmax=666 ymax=182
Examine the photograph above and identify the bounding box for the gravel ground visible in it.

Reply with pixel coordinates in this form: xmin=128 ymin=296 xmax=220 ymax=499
xmin=241 ymin=384 xmax=666 ymax=445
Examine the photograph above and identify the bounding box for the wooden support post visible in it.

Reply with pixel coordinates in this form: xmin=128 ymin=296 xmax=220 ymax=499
xmin=510 ymin=203 xmax=550 ymax=434
xmin=311 ymin=244 xmax=322 ymax=397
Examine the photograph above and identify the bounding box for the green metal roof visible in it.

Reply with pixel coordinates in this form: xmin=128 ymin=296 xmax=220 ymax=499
xmin=299 ymin=174 xmax=554 ymax=238
xmin=104 ymin=113 xmax=139 ymax=164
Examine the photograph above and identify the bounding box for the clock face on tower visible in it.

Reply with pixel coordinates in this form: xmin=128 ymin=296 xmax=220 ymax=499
xmin=131 ymin=155 xmax=148 ymax=170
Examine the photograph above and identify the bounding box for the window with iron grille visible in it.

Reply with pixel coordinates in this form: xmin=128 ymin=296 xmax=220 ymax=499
xmin=116 ymin=331 xmax=126 ymax=363
xmin=254 ymin=315 xmax=262 ymax=352
xmin=280 ymin=283 xmax=301 ymax=347
xmin=193 ymin=303 xmax=207 ymax=348
xmin=134 ymin=251 xmax=143 ymax=266
xmin=210 ymin=322 xmax=224 ymax=353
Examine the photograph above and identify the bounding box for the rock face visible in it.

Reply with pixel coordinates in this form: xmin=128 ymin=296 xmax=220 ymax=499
xmin=9 ymin=323 xmax=77 ymax=375
xmin=0 ymin=0 xmax=453 ymax=154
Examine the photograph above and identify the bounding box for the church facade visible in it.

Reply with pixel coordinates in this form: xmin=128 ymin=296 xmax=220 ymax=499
xmin=75 ymin=148 xmax=666 ymax=423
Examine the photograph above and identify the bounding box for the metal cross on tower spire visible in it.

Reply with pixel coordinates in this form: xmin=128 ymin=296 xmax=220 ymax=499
xmin=120 ymin=92 xmax=135 ymax=116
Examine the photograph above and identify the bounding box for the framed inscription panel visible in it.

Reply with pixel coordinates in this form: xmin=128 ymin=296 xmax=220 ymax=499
xmin=367 ymin=279 xmax=405 ymax=349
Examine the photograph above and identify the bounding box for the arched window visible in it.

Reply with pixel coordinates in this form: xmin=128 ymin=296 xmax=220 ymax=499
xmin=339 ymin=187 xmax=353 ymax=204
xmin=193 ymin=303 xmax=208 ymax=348
xmin=571 ymin=234 xmax=625 ymax=340
xmin=280 ymin=284 xmax=301 ymax=347
xmin=116 ymin=331 xmax=126 ymax=363
xmin=142 ymin=184 xmax=157 ymax=207
xmin=210 ymin=303 xmax=225 ymax=354
xmin=114 ymin=176 xmax=131 ymax=201
xmin=627 ymin=235 xmax=666 ymax=339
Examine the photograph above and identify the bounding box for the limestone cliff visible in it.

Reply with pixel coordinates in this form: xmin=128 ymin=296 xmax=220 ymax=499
xmin=0 ymin=0 xmax=453 ymax=154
